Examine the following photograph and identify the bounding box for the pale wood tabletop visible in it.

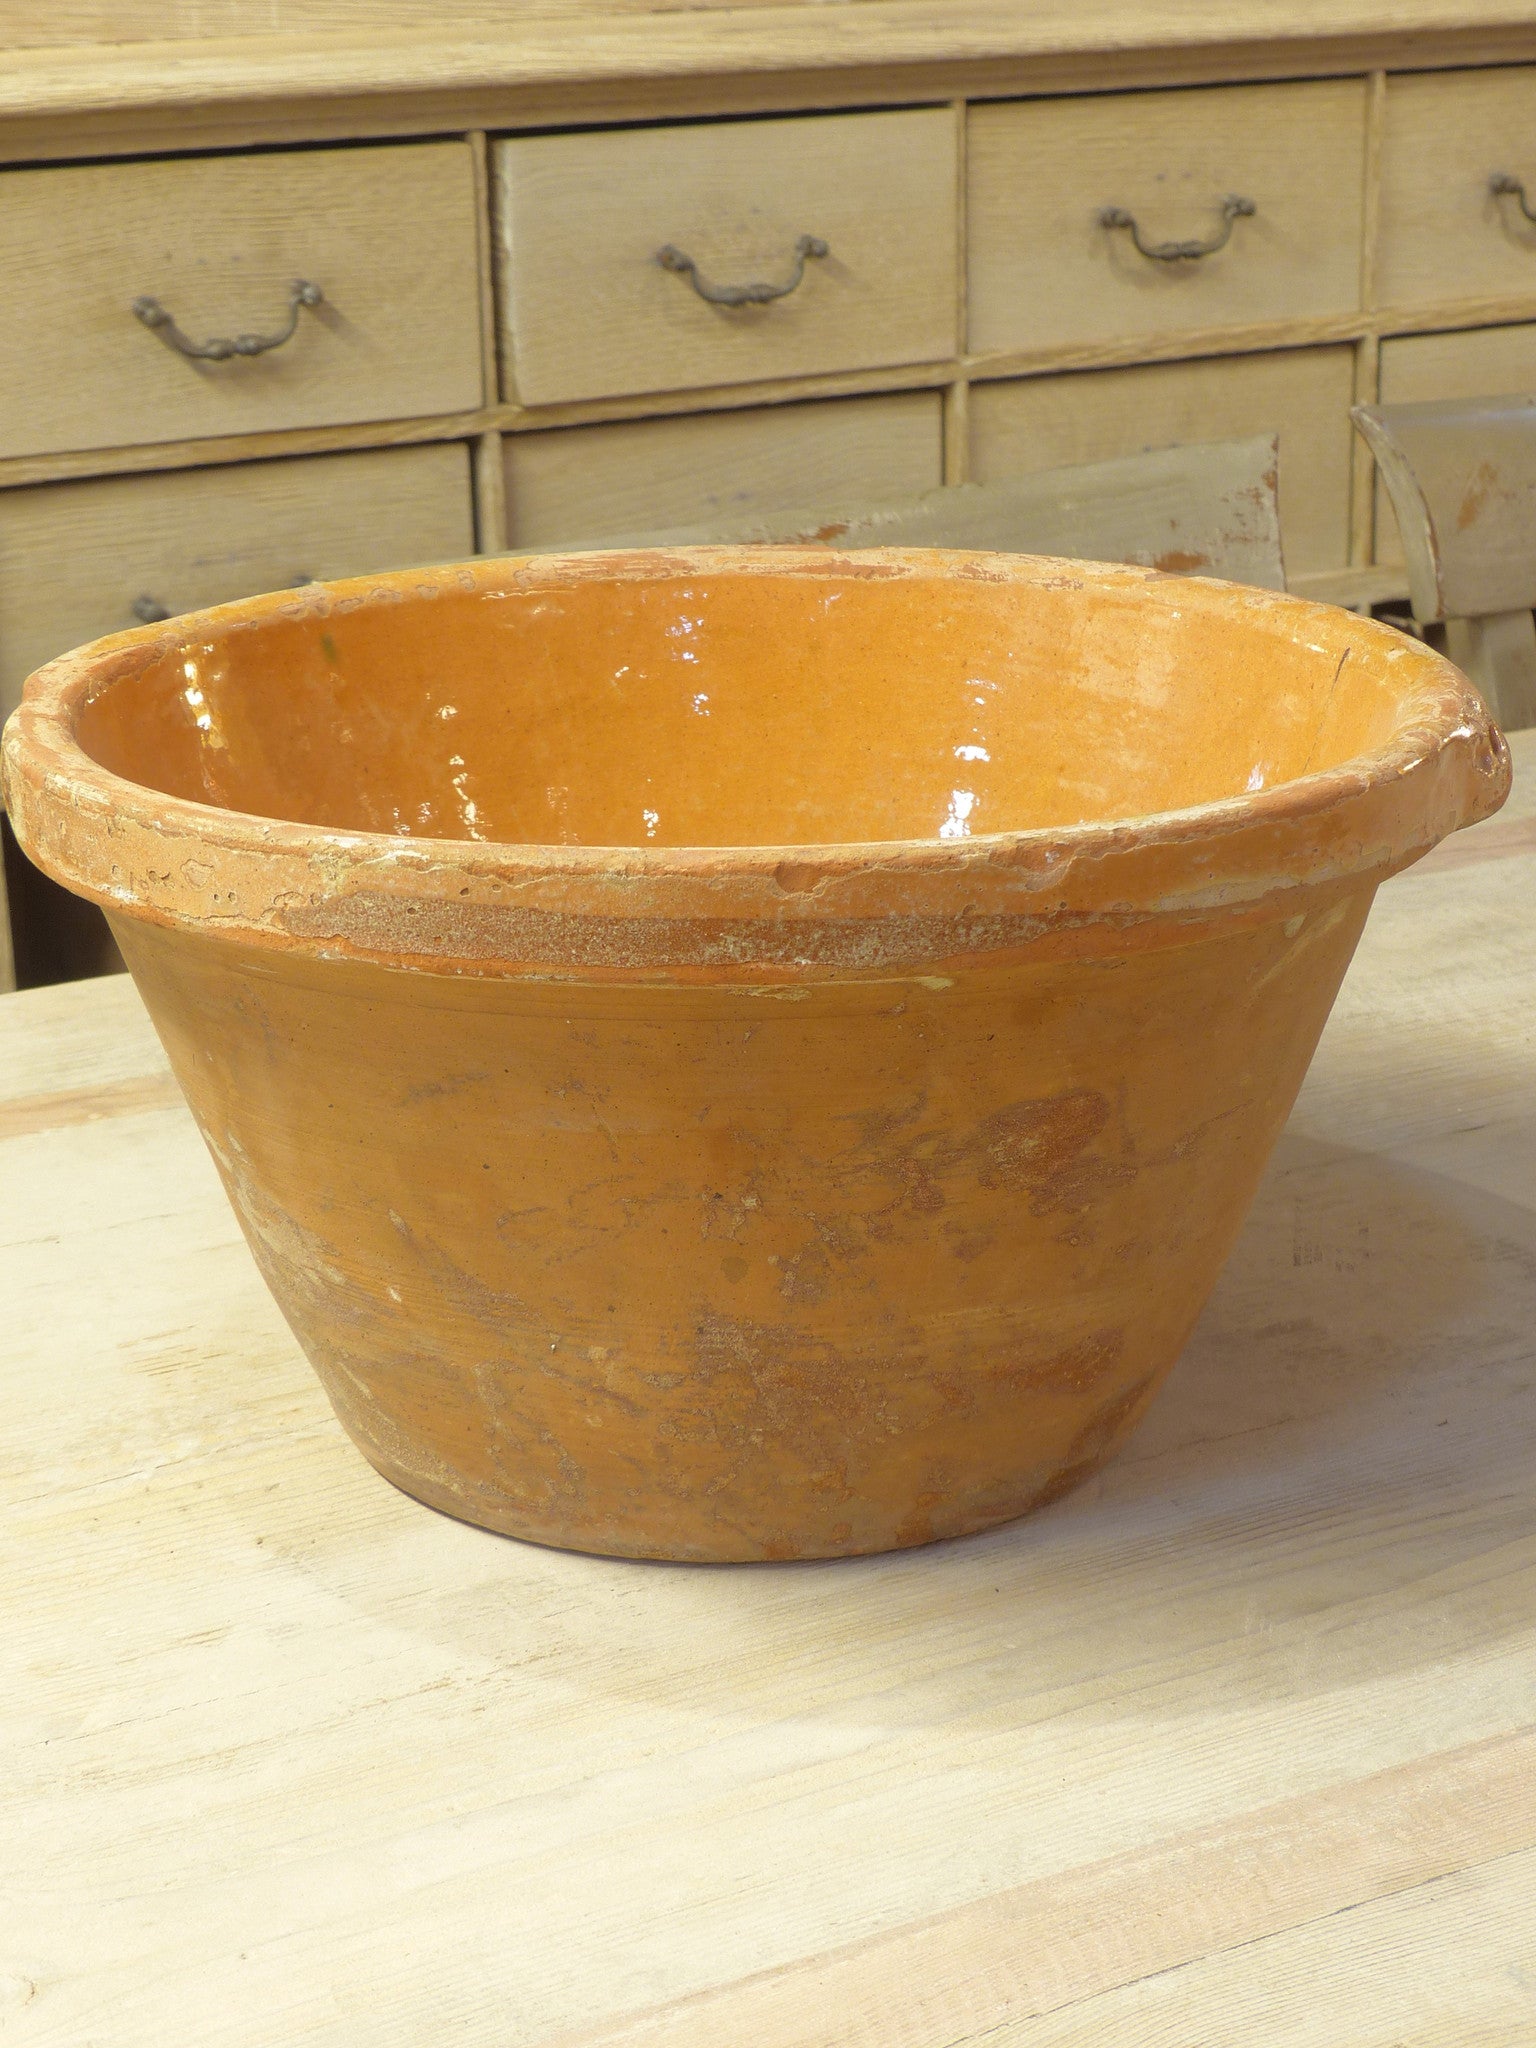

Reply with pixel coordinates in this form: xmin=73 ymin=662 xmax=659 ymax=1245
xmin=3 ymin=729 xmax=1534 ymax=2047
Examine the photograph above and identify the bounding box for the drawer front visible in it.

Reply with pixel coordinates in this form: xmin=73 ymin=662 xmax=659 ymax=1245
xmin=967 ymin=81 xmax=1366 ymax=357
xmin=0 ymin=443 xmax=474 ymax=717
xmin=495 ymin=111 xmax=959 ymax=407
xmin=0 ymin=144 xmax=484 ymax=464
xmin=1374 ymin=323 xmax=1536 ymax=562
xmin=969 ymin=347 xmax=1356 ymax=575
xmin=1379 ymin=69 xmax=1536 ymax=311
xmin=502 ymin=390 xmax=944 ymax=547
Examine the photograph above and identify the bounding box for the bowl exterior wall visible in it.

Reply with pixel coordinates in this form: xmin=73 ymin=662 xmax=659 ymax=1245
xmin=112 ymin=891 xmax=1373 ymax=1562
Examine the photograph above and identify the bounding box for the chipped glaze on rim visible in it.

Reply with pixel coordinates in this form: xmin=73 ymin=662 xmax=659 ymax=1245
xmin=0 ymin=548 xmax=1511 ymax=982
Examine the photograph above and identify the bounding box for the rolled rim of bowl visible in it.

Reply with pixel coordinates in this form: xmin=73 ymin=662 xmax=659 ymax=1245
xmin=0 ymin=547 xmax=1511 ymax=981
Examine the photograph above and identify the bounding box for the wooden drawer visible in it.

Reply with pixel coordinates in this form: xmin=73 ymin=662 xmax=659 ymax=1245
xmin=0 ymin=144 xmax=484 ymax=464
xmin=494 ymin=111 xmax=959 ymax=407
xmin=0 ymin=443 xmax=474 ymax=718
xmin=967 ymin=81 xmax=1366 ymax=358
xmin=1379 ymin=69 xmax=1536 ymax=311
xmin=969 ymin=347 xmax=1356 ymax=575
xmin=502 ymin=390 xmax=944 ymax=547
xmin=1374 ymin=324 xmax=1536 ymax=563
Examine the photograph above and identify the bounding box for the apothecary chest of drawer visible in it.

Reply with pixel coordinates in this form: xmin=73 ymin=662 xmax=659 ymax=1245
xmin=6 ymin=8 xmax=1536 ymax=984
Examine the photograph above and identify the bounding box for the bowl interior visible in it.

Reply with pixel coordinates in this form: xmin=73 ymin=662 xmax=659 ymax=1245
xmin=72 ymin=558 xmax=1412 ymax=849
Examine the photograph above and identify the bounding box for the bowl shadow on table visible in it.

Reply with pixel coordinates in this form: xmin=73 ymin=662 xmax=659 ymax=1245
xmin=272 ymin=1129 xmax=1536 ymax=1733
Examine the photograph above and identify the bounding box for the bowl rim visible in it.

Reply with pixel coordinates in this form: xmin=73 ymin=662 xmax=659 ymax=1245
xmin=0 ymin=546 xmax=1510 ymax=979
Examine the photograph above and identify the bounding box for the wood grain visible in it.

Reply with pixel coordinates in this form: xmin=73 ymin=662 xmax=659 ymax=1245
xmin=1 ymin=730 xmax=1533 ymax=2045
xmin=1378 ymin=325 xmax=1536 ymax=398
xmin=942 ymin=379 xmax=970 ymax=488
xmin=556 ymin=1726 xmax=1536 ymax=2045
xmin=966 ymin=79 xmax=1366 ymax=359
xmin=0 ymin=443 xmax=473 ymax=716
xmin=501 ymin=390 xmax=942 ymax=547
xmin=1415 ymin=813 xmax=1536 ymax=873
xmin=7 ymin=3 xmax=1536 ymax=141
xmin=0 ymin=142 xmax=483 ymax=464
xmin=1354 ymin=394 xmax=1536 ymax=632
xmin=472 ymin=429 xmax=509 ymax=554
xmin=970 ymin=346 xmax=1356 ymax=575
xmin=16 ymin=288 xmax=1536 ymax=502
xmin=0 ymin=856 xmax=13 ymax=995
xmin=944 ymin=96 xmax=970 ymax=488
xmin=1376 ymin=322 xmax=1536 ymax=563
xmin=569 ymin=436 xmax=1287 ymax=594
xmin=1379 ymin=64 xmax=1536 ymax=312
xmin=4 ymin=0 xmax=1525 ymax=56
xmin=1378 ymin=325 xmax=1536 ymax=400
xmin=6 ymin=0 xmax=869 ymax=42
xmin=468 ymin=128 xmax=498 ymax=412
xmin=1289 ymin=562 xmax=1410 ymax=609
xmin=1445 ymin=611 xmax=1536 ymax=732
xmin=1348 ymin=70 xmax=1387 ymax=565
xmin=0 ymin=1072 xmax=185 ymax=1143
xmin=495 ymin=109 xmax=958 ymax=407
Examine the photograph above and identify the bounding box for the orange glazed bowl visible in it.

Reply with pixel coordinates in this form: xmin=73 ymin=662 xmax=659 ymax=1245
xmin=0 ymin=549 xmax=1509 ymax=1561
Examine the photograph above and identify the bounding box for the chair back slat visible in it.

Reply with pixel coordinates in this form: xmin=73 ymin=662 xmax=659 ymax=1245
xmin=530 ymin=435 xmax=1287 ymax=591
xmin=1352 ymin=396 xmax=1536 ymax=622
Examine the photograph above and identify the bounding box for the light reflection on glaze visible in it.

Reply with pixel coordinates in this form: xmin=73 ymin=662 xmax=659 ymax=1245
xmin=939 ymin=789 xmax=977 ymax=839
xmin=179 ymin=646 xmax=228 ymax=758
xmin=167 ymin=612 xmax=1062 ymax=853
xmin=170 ymin=620 xmax=1019 ymax=846
xmin=137 ymin=574 xmax=1386 ymax=852
xmin=447 ymin=752 xmax=484 ymax=837
xmin=666 ymin=604 xmax=703 ymax=669
xmin=941 ymin=677 xmax=997 ymax=821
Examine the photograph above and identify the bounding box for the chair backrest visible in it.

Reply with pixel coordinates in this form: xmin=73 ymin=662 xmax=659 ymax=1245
xmin=1351 ymin=396 xmax=1536 ymax=623
xmin=535 ymin=435 xmax=1287 ymax=590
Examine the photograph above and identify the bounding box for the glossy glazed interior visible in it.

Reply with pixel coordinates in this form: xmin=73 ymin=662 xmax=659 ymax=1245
xmin=75 ymin=561 xmax=1410 ymax=849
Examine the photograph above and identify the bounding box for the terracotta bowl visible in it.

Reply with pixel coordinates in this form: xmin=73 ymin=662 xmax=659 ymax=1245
xmin=1 ymin=549 xmax=1509 ymax=1561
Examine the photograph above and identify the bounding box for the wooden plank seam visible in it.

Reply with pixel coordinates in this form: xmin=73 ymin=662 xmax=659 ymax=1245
xmin=553 ymin=1724 xmax=1536 ymax=2047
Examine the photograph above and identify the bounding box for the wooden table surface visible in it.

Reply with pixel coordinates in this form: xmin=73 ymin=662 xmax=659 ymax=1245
xmin=3 ymin=730 xmax=1535 ymax=2047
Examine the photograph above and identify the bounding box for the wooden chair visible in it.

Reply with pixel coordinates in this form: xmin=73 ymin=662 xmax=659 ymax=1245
xmin=548 ymin=434 xmax=1287 ymax=591
xmin=1351 ymin=397 xmax=1536 ymax=730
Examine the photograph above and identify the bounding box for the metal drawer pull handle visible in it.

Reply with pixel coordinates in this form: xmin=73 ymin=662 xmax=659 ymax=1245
xmin=131 ymin=279 xmax=323 ymax=360
xmin=1098 ymin=195 xmax=1256 ymax=262
xmin=1489 ymin=172 xmax=1536 ymax=223
xmin=656 ymin=234 xmax=829 ymax=306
